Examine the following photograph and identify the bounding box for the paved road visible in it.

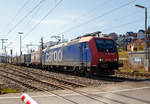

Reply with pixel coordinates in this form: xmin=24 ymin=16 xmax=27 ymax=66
xmin=0 ymin=80 xmax=150 ymax=104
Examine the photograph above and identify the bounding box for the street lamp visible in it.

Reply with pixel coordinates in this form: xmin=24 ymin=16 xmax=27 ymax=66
xmin=18 ymin=32 xmax=23 ymax=56
xmin=135 ymin=4 xmax=147 ymax=31
xmin=135 ymin=4 xmax=148 ymax=55
xmin=135 ymin=4 xmax=149 ymax=71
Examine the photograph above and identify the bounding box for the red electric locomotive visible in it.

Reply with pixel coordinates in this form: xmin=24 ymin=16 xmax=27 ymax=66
xmin=89 ymin=37 xmax=119 ymax=75
xmin=77 ymin=32 xmax=120 ymax=75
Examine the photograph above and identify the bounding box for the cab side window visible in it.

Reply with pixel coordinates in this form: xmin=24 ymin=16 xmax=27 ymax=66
xmin=84 ymin=42 xmax=88 ymax=49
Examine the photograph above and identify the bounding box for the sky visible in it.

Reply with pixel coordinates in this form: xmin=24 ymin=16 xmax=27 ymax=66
xmin=0 ymin=0 xmax=149 ymax=55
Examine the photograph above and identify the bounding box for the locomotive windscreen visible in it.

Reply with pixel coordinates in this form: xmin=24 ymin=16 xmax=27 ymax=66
xmin=95 ymin=39 xmax=117 ymax=52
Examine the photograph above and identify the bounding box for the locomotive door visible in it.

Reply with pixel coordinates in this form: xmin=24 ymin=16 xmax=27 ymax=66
xmin=81 ymin=42 xmax=88 ymax=68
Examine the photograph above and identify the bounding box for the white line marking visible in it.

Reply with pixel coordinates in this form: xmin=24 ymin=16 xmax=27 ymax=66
xmin=0 ymin=86 xmax=150 ymax=99
xmin=92 ymin=86 xmax=150 ymax=94
xmin=111 ymin=86 xmax=150 ymax=93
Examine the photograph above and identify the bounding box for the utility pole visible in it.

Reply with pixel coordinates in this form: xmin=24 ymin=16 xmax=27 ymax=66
xmin=20 ymin=35 xmax=22 ymax=56
xmin=0 ymin=39 xmax=8 ymax=56
xmin=0 ymin=39 xmax=8 ymax=49
xmin=18 ymin=32 xmax=23 ymax=56
xmin=41 ymin=37 xmax=44 ymax=50
xmin=10 ymin=49 xmax=12 ymax=64
xmin=40 ymin=37 xmax=44 ymax=64
xmin=145 ymin=8 xmax=147 ymax=33
xmin=4 ymin=46 xmax=6 ymax=55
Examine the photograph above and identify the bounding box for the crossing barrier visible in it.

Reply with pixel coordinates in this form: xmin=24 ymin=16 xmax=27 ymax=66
xmin=21 ymin=93 xmax=38 ymax=104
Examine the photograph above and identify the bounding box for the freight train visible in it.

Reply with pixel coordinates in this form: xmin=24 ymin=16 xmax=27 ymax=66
xmin=8 ymin=33 xmax=120 ymax=76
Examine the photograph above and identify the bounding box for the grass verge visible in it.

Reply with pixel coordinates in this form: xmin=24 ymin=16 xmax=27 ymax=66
xmin=119 ymin=51 xmax=128 ymax=58
xmin=0 ymin=88 xmax=20 ymax=94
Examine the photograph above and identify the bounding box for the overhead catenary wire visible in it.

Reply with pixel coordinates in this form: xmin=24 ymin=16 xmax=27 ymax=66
xmin=4 ymin=0 xmax=32 ymax=31
xmin=7 ymin=0 xmax=141 ymax=54
xmin=6 ymin=0 xmax=46 ymax=44
xmin=5 ymin=0 xmax=46 ymax=53
xmin=57 ymin=0 xmax=137 ymax=36
xmin=40 ymin=0 xmax=138 ymax=43
xmin=69 ymin=18 xmax=143 ymax=39
xmin=23 ymin=0 xmax=47 ymax=31
xmin=8 ymin=0 xmax=63 ymax=54
xmin=102 ymin=17 xmax=143 ymax=32
xmin=22 ymin=0 xmax=64 ymax=40
xmin=87 ymin=10 xmax=143 ymax=32
xmin=35 ymin=5 xmax=144 ymax=43
xmin=43 ymin=0 xmax=113 ymax=42
xmin=64 ymin=0 xmax=112 ymax=28
xmin=6 ymin=0 xmax=46 ymax=35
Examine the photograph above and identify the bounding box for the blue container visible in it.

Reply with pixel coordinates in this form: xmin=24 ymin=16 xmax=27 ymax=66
xmin=24 ymin=54 xmax=31 ymax=66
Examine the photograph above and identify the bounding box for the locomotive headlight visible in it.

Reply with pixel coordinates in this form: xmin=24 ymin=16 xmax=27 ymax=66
xmin=99 ymin=58 xmax=103 ymax=61
xmin=114 ymin=58 xmax=118 ymax=61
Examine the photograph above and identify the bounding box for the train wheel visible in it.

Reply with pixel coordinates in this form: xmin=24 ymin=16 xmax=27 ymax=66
xmin=73 ymin=67 xmax=80 ymax=75
xmin=85 ymin=68 xmax=92 ymax=77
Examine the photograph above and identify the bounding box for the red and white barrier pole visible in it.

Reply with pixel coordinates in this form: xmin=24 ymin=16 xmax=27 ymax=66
xmin=21 ymin=93 xmax=38 ymax=104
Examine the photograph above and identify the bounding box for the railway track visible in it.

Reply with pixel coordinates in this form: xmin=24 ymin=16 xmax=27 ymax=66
xmin=0 ymin=65 xmax=102 ymax=104
xmin=5 ymin=66 xmax=110 ymax=104
xmin=11 ymin=65 xmax=86 ymax=88
xmin=0 ymin=68 xmax=64 ymax=90
xmin=0 ymin=64 xmax=126 ymax=91
xmin=13 ymin=66 xmax=87 ymax=88
xmin=0 ymin=64 xmax=129 ymax=104
xmin=1 ymin=64 xmax=146 ymax=94
xmin=0 ymin=72 xmax=43 ymax=91
xmin=0 ymin=65 xmax=87 ymax=92
xmin=12 ymin=65 xmax=123 ymax=86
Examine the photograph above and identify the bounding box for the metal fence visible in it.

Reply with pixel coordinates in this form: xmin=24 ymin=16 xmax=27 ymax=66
xmin=128 ymin=51 xmax=149 ymax=71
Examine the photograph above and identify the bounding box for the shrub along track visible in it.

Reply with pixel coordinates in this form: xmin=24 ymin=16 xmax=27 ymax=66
xmin=116 ymin=71 xmax=150 ymax=79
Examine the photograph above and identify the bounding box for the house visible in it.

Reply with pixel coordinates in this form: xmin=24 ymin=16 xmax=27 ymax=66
xmin=137 ymin=30 xmax=145 ymax=39
xmin=127 ymin=39 xmax=145 ymax=51
xmin=126 ymin=32 xmax=137 ymax=37
xmin=125 ymin=32 xmax=137 ymax=44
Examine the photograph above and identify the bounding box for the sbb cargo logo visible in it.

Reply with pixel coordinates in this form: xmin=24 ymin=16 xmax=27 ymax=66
xmin=45 ymin=49 xmax=63 ymax=62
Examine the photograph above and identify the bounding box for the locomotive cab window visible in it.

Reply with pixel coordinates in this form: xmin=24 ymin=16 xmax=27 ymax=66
xmin=84 ymin=42 xmax=88 ymax=49
xmin=78 ymin=43 xmax=81 ymax=48
xmin=95 ymin=39 xmax=117 ymax=52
